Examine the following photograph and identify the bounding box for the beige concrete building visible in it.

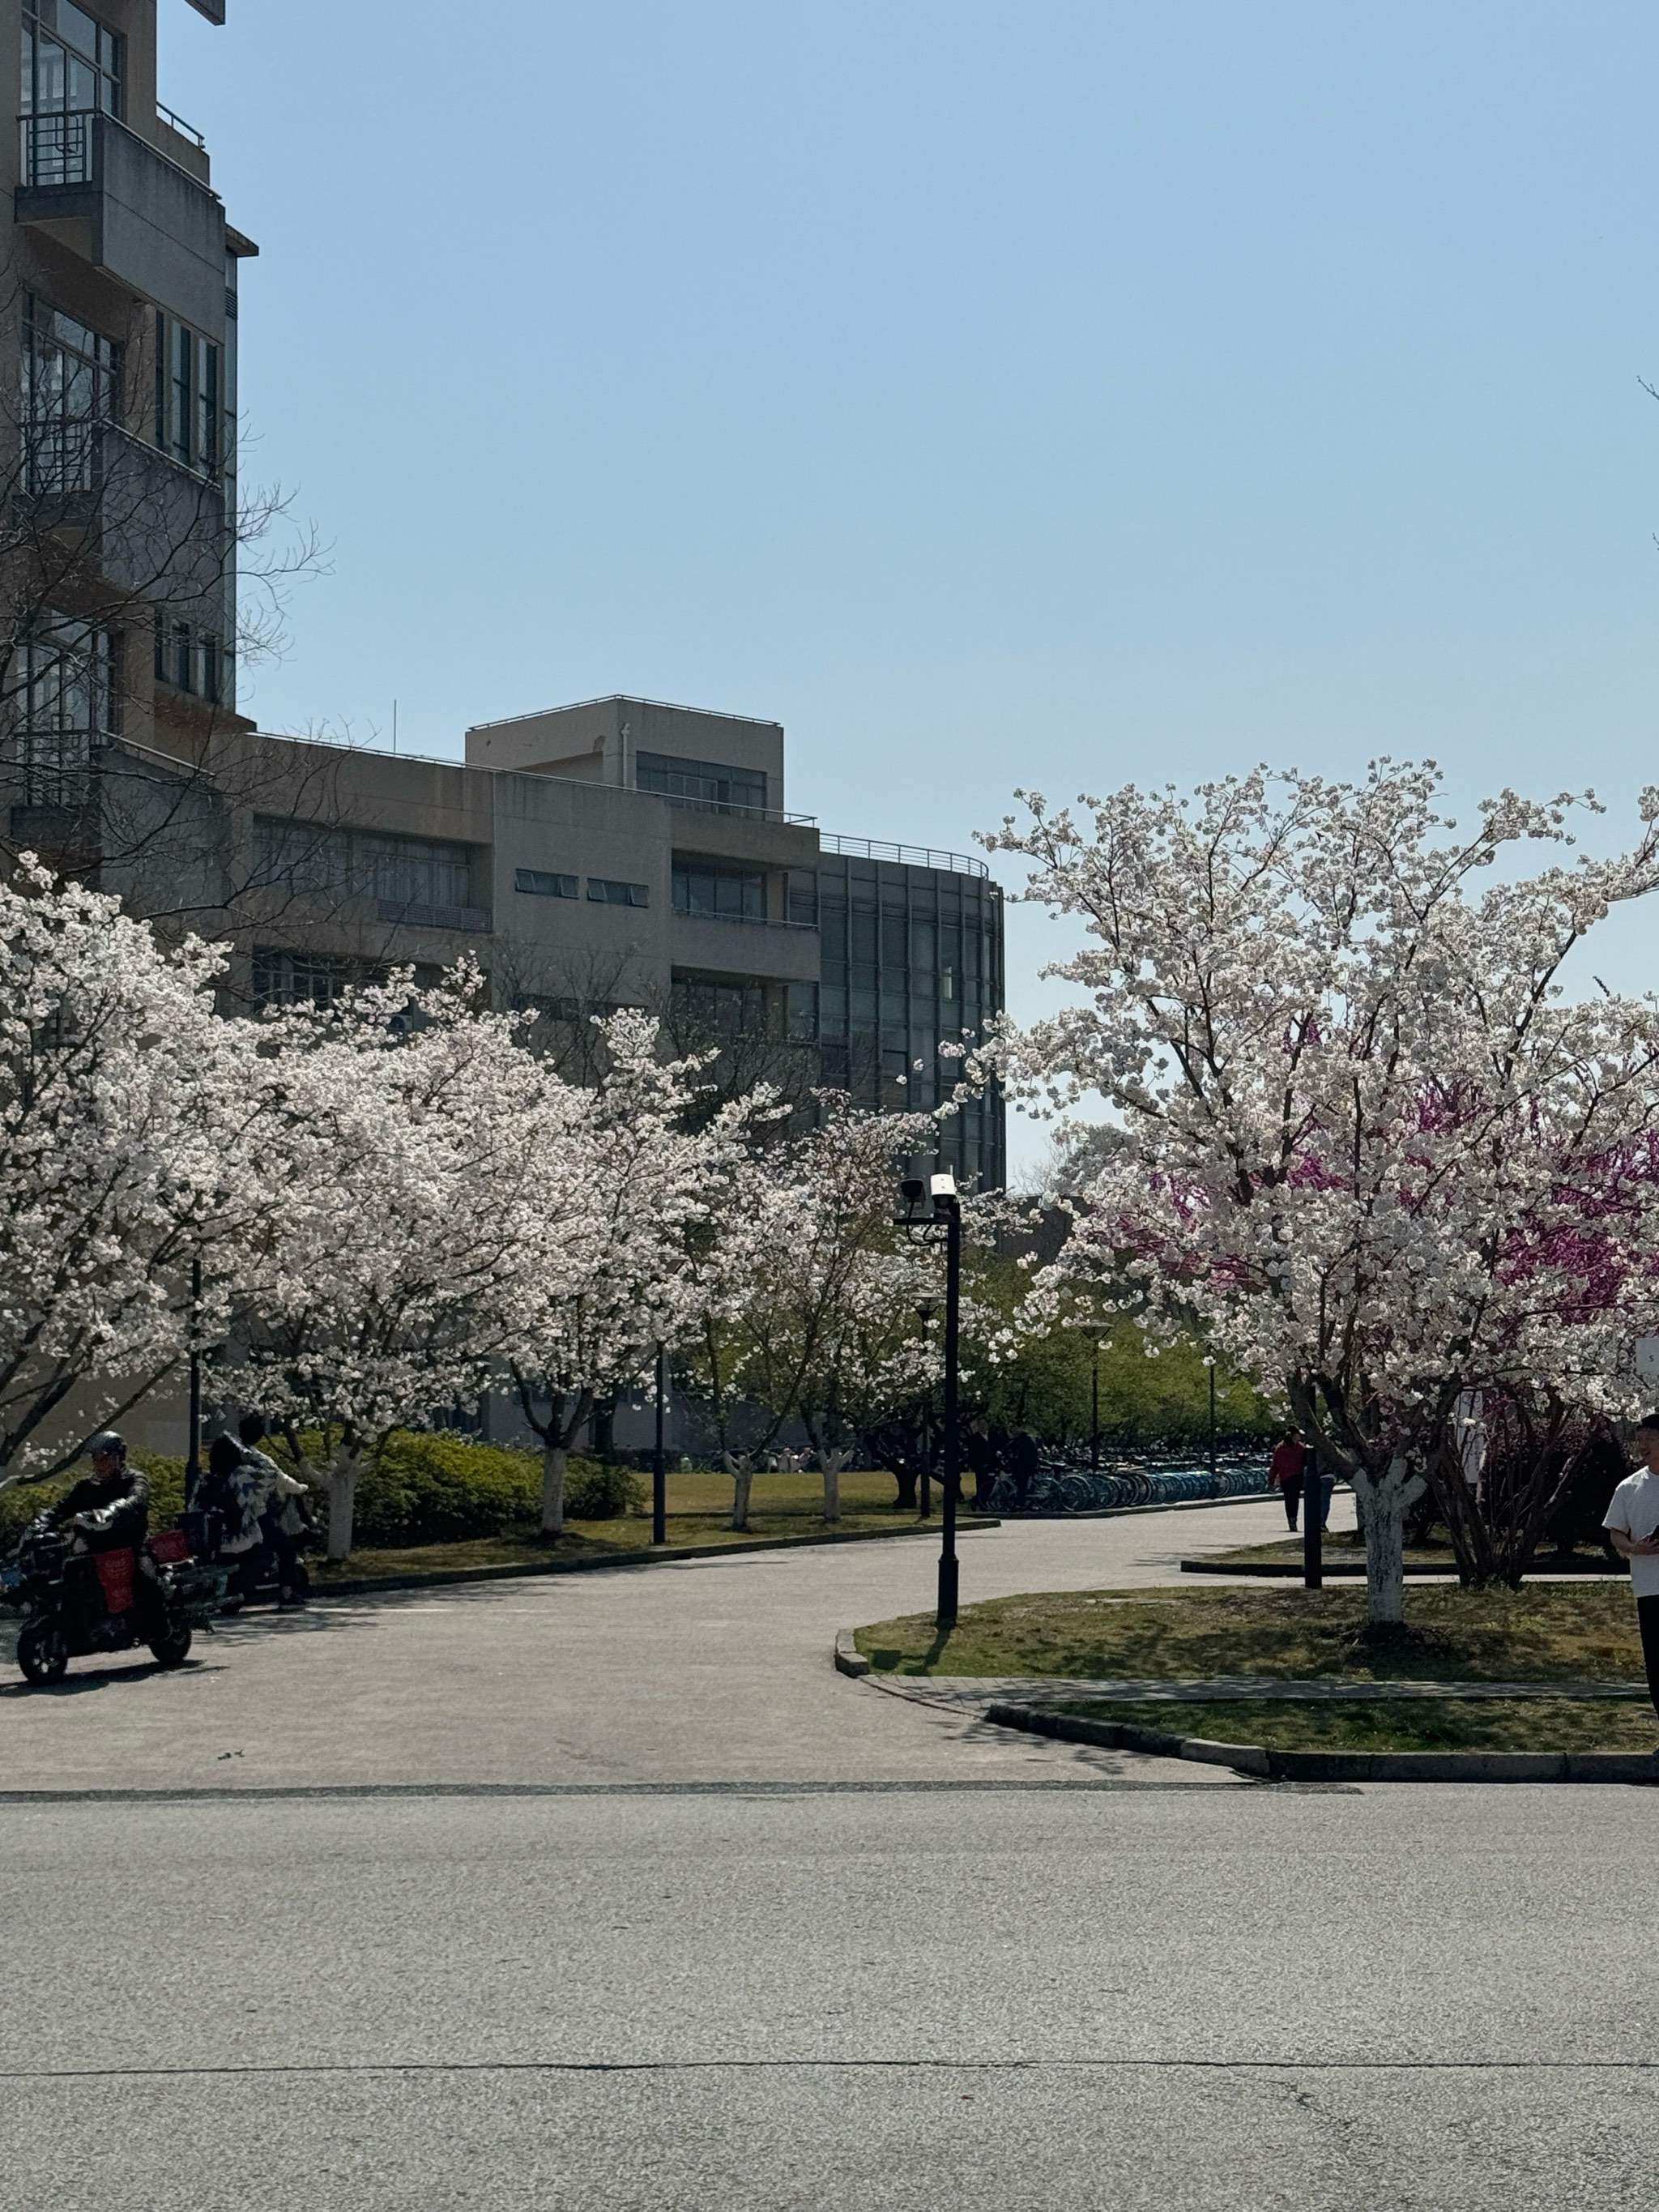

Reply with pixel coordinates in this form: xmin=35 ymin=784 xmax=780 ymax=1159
xmin=203 ymin=696 xmax=1007 ymax=1189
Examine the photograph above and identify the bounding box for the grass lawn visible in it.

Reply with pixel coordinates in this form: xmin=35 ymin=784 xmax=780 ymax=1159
xmin=313 ymin=1468 xmax=981 ymax=1586
xmin=855 ymin=1581 xmax=1647 ymax=1683
xmin=1058 ymin=1694 xmax=1659 ymax=1756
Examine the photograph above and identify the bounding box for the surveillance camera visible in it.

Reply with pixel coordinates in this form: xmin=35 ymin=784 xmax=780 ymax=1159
xmin=900 ymin=1177 xmax=926 ymax=1206
xmin=929 ymin=1171 xmax=958 ymax=1200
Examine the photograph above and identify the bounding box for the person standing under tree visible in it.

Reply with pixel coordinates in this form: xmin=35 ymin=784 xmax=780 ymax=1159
xmin=1269 ymin=1429 xmax=1308 ymax=1531
xmin=1602 ymin=1415 xmax=1659 ymax=1734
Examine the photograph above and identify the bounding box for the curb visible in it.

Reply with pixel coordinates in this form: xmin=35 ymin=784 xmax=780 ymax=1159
xmin=1009 ymin=1489 xmax=1290 ymax=1523
xmin=312 ymin=1517 xmax=1003 ymax=1601
xmin=1180 ymin=1557 xmax=1623 ymax=1580
xmin=983 ymin=1700 xmax=1659 ymax=1785
xmin=835 ymin=1629 xmax=871 ymax=1678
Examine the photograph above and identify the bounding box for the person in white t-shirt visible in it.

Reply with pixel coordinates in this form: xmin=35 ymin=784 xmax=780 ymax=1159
xmin=1601 ymin=1414 xmax=1659 ymax=1723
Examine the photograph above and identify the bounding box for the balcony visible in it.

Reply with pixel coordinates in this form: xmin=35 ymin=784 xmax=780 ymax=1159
xmin=16 ymin=110 xmax=228 ymax=333
xmin=668 ymin=910 xmax=820 ymax=984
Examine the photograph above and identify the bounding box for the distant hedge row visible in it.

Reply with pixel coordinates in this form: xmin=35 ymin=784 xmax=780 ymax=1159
xmin=0 ymin=1434 xmax=638 ymax=1552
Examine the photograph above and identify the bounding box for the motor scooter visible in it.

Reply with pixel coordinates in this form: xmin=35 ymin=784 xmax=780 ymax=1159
xmin=1 ymin=1515 xmax=227 ymax=1685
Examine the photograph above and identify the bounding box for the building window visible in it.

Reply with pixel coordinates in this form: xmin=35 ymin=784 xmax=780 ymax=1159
xmin=672 ymin=859 xmax=765 ymax=923
xmin=20 ymin=4 xmax=122 ymax=182
xmin=635 ymin=751 xmax=767 ymax=817
xmin=514 ymin=868 xmax=579 ymax=899
xmin=587 ymin=878 xmax=650 ymax=908
xmin=154 ymin=312 xmax=220 ymax=477
xmin=23 ymin=297 xmax=121 ymax=493
xmin=153 ymin=618 xmax=228 ymax=704
xmin=256 ymin=820 xmax=475 ymax=910
xmin=672 ymin=974 xmax=767 ymax=1036
xmin=787 ymin=982 xmax=819 ymax=1041
xmin=251 ymin=949 xmax=359 ymax=1010
xmin=6 ymin=615 xmax=120 ymax=804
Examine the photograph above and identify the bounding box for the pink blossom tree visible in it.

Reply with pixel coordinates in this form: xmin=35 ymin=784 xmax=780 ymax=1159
xmin=986 ymin=763 xmax=1659 ymax=1623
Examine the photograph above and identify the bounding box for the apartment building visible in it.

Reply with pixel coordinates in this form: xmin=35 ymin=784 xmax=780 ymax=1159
xmin=220 ymin=696 xmax=1008 ymax=1190
xmin=1 ymin=0 xmax=248 ymax=854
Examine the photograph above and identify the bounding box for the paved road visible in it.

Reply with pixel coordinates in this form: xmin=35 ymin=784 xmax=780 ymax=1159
xmin=0 ymin=1496 xmax=1333 ymax=1790
xmin=10 ymin=1490 xmax=1653 ymax=2210
xmin=5 ymin=1784 xmax=1655 ymax=2210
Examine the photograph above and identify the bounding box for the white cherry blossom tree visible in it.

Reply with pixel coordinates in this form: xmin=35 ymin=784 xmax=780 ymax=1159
xmin=985 ymin=764 xmax=1659 ymax=1622
xmin=0 ymin=861 xmax=258 ymax=1491
xmin=497 ymin=1014 xmax=768 ymax=1537
xmin=224 ymin=964 xmax=561 ymax=1559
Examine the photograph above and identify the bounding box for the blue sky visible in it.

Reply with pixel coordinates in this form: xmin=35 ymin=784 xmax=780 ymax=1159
xmin=164 ymin=2 xmax=1659 ymax=1166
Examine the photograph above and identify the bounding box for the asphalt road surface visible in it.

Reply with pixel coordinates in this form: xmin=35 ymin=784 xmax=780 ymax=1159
xmin=5 ymin=1494 xmax=1654 ymax=2210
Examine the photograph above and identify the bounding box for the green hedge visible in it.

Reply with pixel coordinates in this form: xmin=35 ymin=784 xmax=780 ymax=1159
xmin=0 ymin=1437 xmax=621 ymax=1554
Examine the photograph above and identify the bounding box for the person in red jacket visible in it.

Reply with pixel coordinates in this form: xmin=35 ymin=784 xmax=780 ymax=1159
xmin=1269 ymin=1430 xmax=1308 ymax=1531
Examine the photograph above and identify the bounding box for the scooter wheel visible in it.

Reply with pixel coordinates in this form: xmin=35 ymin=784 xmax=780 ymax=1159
xmin=148 ymin=1625 xmax=193 ymax=1670
xmin=18 ymin=1620 xmax=69 ymax=1685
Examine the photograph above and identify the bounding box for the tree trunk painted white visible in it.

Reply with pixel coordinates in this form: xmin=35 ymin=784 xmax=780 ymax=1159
xmin=724 ymin=1453 xmax=753 ymax=1530
xmin=326 ymin=1445 xmax=364 ymax=1563
xmin=540 ymin=1445 xmax=567 ymax=1535
xmin=819 ymin=1450 xmax=851 ymax=1524
xmin=1350 ymin=1456 xmax=1424 ymax=1625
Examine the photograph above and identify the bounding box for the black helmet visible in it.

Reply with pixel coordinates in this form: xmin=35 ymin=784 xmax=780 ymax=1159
xmin=87 ymin=1429 xmax=126 ymax=1463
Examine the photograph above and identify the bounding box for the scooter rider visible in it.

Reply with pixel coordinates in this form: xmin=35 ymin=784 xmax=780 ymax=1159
xmin=45 ymin=1431 xmax=150 ymax=1628
xmin=47 ymin=1431 xmax=150 ymax=1552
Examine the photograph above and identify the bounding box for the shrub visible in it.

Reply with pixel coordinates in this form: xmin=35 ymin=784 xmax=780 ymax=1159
xmin=563 ymin=1460 xmax=644 ymax=1521
xmin=350 ymin=1433 xmax=544 ymax=1546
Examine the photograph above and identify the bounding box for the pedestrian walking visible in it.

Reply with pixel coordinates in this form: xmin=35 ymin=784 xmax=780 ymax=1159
xmin=1006 ymin=1427 xmax=1039 ymax=1510
xmin=1603 ymin=1415 xmax=1659 ymax=1731
xmin=966 ymin=1416 xmax=999 ymax=1512
xmin=1269 ymin=1430 xmax=1307 ymax=1531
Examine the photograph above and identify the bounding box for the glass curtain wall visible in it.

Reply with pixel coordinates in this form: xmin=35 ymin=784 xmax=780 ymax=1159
xmin=810 ymin=856 xmax=1006 ymax=1189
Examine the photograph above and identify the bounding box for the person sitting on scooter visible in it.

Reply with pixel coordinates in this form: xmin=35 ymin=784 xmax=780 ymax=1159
xmin=46 ymin=1431 xmax=150 ymax=1627
xmin=48 ymin=1432 xmax=150 ymax=1550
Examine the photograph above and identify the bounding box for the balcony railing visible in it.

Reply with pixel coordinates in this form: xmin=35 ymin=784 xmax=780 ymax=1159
xmin=19 ymin=107 xmax=220 ymax=196
xmin=19 ymin=109 xmax=96 ymax=186
xmin=156 ymin=101 xmax=207 ymax=151
xmin=655 ymin=790 xmax=817 ymax=826
xmin=671 ymin=906 xmax=818 ymax=931
xmin=820 ymin=832 xmax=990 ymax=880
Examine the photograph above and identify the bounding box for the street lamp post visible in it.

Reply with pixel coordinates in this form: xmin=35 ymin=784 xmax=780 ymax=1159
xmin=902 ymin=1172 xmax=962 ymax=1630
xmin=1208 ymin=1364 xmax=1218 ymax=1477
xmin=652 ymin=1343 xmax=667 ymax=1548
xmin=185 ymin=1254 xmax=203 ymax=1510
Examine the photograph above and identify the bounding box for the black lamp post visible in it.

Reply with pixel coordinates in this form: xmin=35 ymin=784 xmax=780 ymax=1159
xmin=1073 ymin=1321 xmax=1110 ymax=1471
xmin=914 ymin=1299 xmax=937 ymax=1518
xmin=902 ymin=1172 xmax=962 ymax=1629
xmin=652 ymin=1343 xmax=667 ymax=1547
xmin=184 ymin=1254 xmax=203 ymax=1510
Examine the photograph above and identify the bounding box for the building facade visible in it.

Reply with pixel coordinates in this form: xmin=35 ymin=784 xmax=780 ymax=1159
xmin=1 ymin=0 xmax=251 ymax=869
xmin=215 ymin=697 xmax=1006 ymax=1189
